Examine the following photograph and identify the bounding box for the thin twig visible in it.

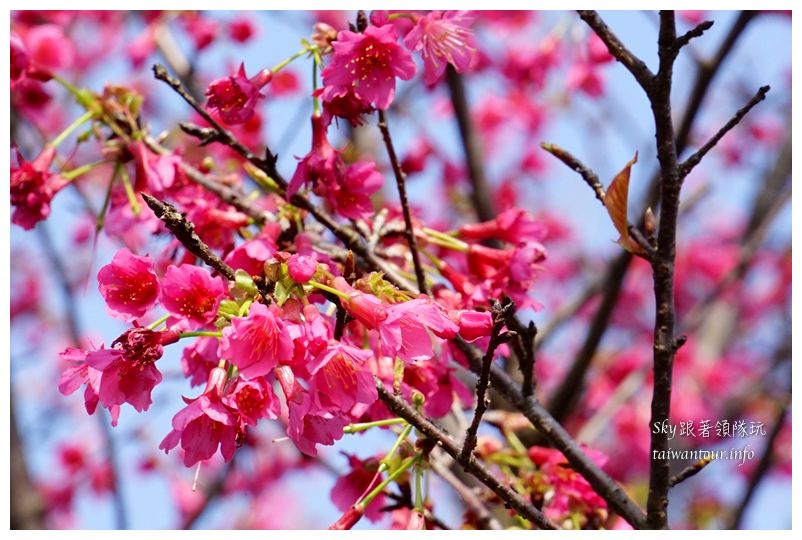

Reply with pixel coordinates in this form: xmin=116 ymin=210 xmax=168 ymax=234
xmin=377 ymin=110 xmax=427 ymax=294
xmin=668 ymin=457 xmax=713 ymax=488
xmin=674 ymin=20 xmax=715 ymax=50
xmin=375 ymin=381 xmax=557 ymax=530
xmin=141 ymin=194 xmax=237 ymax=282
xmin=430 ymin=453 xmax=502 ymax=530
xmin=459 ymin=302 xmax=510 ymax=465
xmin=678 ymin=85 xmax=770 ymax=179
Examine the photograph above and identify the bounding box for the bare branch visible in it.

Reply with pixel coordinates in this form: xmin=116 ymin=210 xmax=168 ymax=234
xmin=668 ymin=457 xmax=713 ymax=488
xmin=674 ymin=20 xmax=715 ymax=50
xmin=678 ymin=85 xmax=770 ymax=179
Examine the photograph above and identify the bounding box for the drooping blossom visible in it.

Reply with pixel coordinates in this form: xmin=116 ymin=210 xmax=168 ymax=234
xmin=205 ymin=63 xmax=273 ymax=125
xmin=224 ymin=223 xmax=280 ymax=276
xmin=453 ymin=309 xmax=493 ymax=342
xmin=97 ymin=248 xmax=160 ymax=321
xmin=321 ymin=160 xmax=383 ymax=220
xmin=219 ymin=302 xmax=293 ymax=379
xmin=331 ymin=454 xmax=385 ymax=522
xmin=321 ymin=24 xmax=416 ymax=113
xmin=287 ymin=114 xmax=344 ymax=197
xmin=159 ymin=366 xmax=239 ymax=467
xmin=181 ymin=335 xmax=220 ymax=387
xmin=58 ymin=347 xmax=109 ymax=423
xmin=160 ymin=264 xmax=227 ymax=326
xmin=128 ymin=141 xmax=179 ymax=195
xmin=380 ymin=297 xmax=459 ymax=363
xmin=10 ymin=32 xmax=29 ymax=84
xmin=10 ymin=146 xmax=68 ymax=230
xmin=458 ymin=208 xmax=547 ymax=245
xmin=309 ymin=341 xmax=377 ymax=411
xmin=276 ymin=365 xmax=350 ymax=456
xmin=404 ymin=11 xmax=478 ymax=84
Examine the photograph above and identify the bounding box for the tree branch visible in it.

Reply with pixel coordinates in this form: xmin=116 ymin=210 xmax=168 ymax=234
xmin=668 ymin=457 xmax=713 ymax=488
xmin=577 ymin=10 xmax=655 ymax=91
xmin=377 ymin=110 xmax=428 ymax=294
xmin=678 ymin=85 xmax=770 ymax=179
xmin=376 ymin=381 xmax=557 ymax=530
xmin=445 ymin=66 xmax=496 ymax=222
xmin=429 ymin=454 xmax=502 ymax=530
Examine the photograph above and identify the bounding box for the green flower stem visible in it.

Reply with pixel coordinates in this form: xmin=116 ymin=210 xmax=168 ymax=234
xmin=307 ymin=280 xmax=350 ymax=301
xmin=270 ymin=48 xmax=310 ymax=74
xmin=96 ymin=163 xmax=121 ymax=232
xmin=61 ymin=159 xmax=108 ymax=181
xmin=343 ymin=417 xmax=407 ymax=434
xmin=180 ymin=330 xmax=223 ymax=339
xmin=51 ymin=110 xmax=95 ymax=149
xmin=146 ymin=314 xmax=171 ymax=330
xmin=421 ymin=227 xmax=469 ymax=252
xmin=119 ymin=165 xmax=140 ymax=215
xmin=379 ymin=423 xmax=414 ymax=473
xmin=415 ymin=462 xmax=424 ymax=511
xmin=360 ymin=454 xmax=422 ymax=508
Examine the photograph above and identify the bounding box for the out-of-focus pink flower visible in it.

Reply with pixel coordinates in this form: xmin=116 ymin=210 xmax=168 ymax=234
xmin=160 ymin=264 xmax=227 ymax=326
xmin=324 ymin=160 xmax=383 ymax=220
xmin=219 ymin=303 xmax=293 ymax=379
xmin=10 ymin=146 xmax=67 ymax=230
xmin=205 ymin=63 xmax=272 ymax=125
xmin=322 ymin=24 xmax=415 ymax=112
xmin=24 ymin=24 xmax=75 ymax=73
xmin=288 ymin=254 xmax=317 ymax=283
xmin=128 ymin=141 xmax=179 ymax=195
xmin=400 ymin=137 xmax=435 ymax=176
xmin=181 ymin=13 xmax=219 ymax=51
xmin=228 ymin=15 xmax=256 ymax=43
xmin=404 ymin=11 xmax=478 ymax=84
xmin=587 ymin=33 xmax=613 ymax=64
xmin=126 ymin=25 xmax=156 ymax=68
xmin=331 ymin=454 xmax=385 ymax=522
xmin=97 ymin=248 xmax=160 ymax=321
xmin=310 ymin=341 xmax=377 ymax=411
xmin=11 ymin=32 xmax=29 ymax=84
xmin=458 ymin=208 xmax=546 ymax=245
xmin=181 ymin=335 xmax=219 ymax=387
xmin=567 ymin=62 xmax=605 ymax=98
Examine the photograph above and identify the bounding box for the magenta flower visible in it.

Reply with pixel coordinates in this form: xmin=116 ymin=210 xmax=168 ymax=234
xmin=128 ymin=141 xmax=179 ymax=195
xmin=24 ymin=23 xmax=75 ymax=73
xmin=322 ymin=24 xmax=415 ymax=111
xmin=159 ymin=367 xmax=238 ymax=467
xmin=83 ymin=327 xmax=179 ymax=419
xmin=224 ymin=223 xmax=280 ymax=276
xmin=10 ymin=146 xmax=68 ymax=230
xmin=458 ymin=208 xmax=546 ymax=245
xmin=181 ymin=335 xmax=220 ymax=387
xmin=380 ymin=298 xmax=459 ymax=363
xmin=454 ymin=309 xmax=493 ymax=342
xmin=97 ymin=248 xmax=160 ymax=321
xmin=219 ymin=303 xmax=293 ymax=380
xmin=310 ymin=342 xmax=377 ymax=411
xmin=205 ymin=63 xmax=272 ymax=125
xmin=58 ymin=347 xmax=111 ymax=423
xmin=322 ymin=160 xmax=384 ymax=221
xmin=404 ymin=11 xmax=478 ymax=84
xmin=160 ymin=264 xmax=227 ymax=326
xmin=287 ymin=254 xmax=317 ymax=284
xmin=11 ymin=32 xmax=29 ymax=84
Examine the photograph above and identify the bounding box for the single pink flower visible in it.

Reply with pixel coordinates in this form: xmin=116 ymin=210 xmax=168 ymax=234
xmin=181 ymin=335 xmax=220 ymax=387
xmin=128 ymin=141 xmax=179 ymax=195
xmin=85 ymin=327 xmax=179 ymax=418
xmin=10 ymin=145 xmax=67 ymax=230
xmin=159 ymin=367 xmax=239 ymax=467
xmin=97 ymin=248 xmax=160 ymax=321
xmin=287 ymin=254 xmax=317 ymax=283
xmin=219 ymin=302 xmax=293 ymax=379
xmin=380 ymin=298 xmax=459 ymax=363
xmin=587 ymin=33 xmax=613 ymax=64
xmin=404 ymin=11 xmax=478 ymax=84
xmin=567 ymin=62 xmax=605 ymax=98
xmin=228 ymin=16 xmax=256 ymax=43
xmin=205 ymin=63 xmax=272 ymax=125
xmin=160 ymin=264 xmax=227 ymax=326
xmin=58 ymin=347 xmax=110 ymax=422
xmin=309 ymin=341 xmax=377 ymax=411
xmin=454 ymin=309 xmax=493 ymax=342
xmin=323 ymin=160 xmax=383 ymax=220
xmin=458 ymin=208 xmax=546 ymax=245
xmin=332 ymin=277 xmax=388 ymax=328
xmin=322 ymin=24 xmax=415 ymax=111
xmin=182 ymin=13 xmax=219 ymax=51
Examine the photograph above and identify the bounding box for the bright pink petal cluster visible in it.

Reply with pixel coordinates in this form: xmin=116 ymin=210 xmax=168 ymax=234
xmin=97 ymin=248 xmax=160 ymax=321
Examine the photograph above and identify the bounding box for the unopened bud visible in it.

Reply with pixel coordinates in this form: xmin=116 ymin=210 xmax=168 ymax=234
xmin=644 ymin=207 xmax=657 ymax=236
xmin=312 ymin=22 xmax=337 ymax=51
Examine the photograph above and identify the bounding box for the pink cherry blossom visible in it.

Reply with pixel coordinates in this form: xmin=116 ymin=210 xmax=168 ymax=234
xmin=287 ymin=254 xmax=317 ymax=283
xmin=219 ymin=303 xmax=293 ymax=379
xmin=160 ymin=264 xmax=227 ymax=326
xmin=224 ymin=223 xmax=280 ymax=276
xmin=309 ymin=341 xmax=377 ymax=411
xmin=287 ymin=113 xmax=345 ymax=197
xmin=180 ymin=336 xmax=220 ymax=387
xmin=331 ymin=455 xmax=385 ymax=522
xmin=404 ymin=11 xmax=478 ymax=84
xmin=97 ymin=248 xmax=160 ymax=321
xmin=205 ymin=63 xmax=272 ymax=125
xmin=322 ymin=24 xmax=416 ymax=112
xmin=24 ymin=24 xmax=75 ymax=73
xmin=222 ymin=377 xmax=280 ymax=426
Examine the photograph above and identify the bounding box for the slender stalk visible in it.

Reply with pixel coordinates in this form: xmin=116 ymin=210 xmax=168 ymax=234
xmin=377 ymin=110 xmax=427 ymax=294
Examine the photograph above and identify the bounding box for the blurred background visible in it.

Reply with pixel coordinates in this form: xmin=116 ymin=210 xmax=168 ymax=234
xmin=9 ymin=10 xmax=791 ymax=529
